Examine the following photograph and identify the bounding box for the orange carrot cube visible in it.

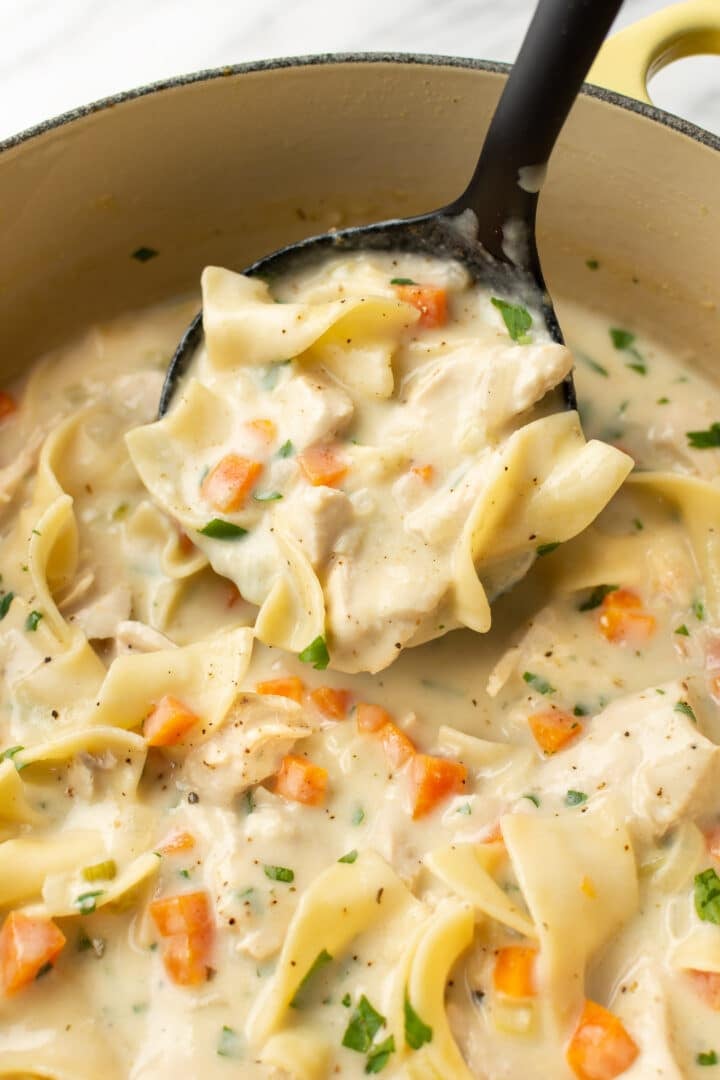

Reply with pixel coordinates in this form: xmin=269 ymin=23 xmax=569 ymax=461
xmin=201 ymin=454 xmax=263 ymax=512
xmin=379 ymin=721 xmax=416 ymax=768
xmin=246 ymin=418 xmax=277 ymax=443
xmin=0 ymin=912 xmax=66 ymax=994
xmin=150 ymin=891 xmax=213 ymax=939
xmin=356 ymin=703 xmax=393 ymax=733
xmin=310 ymin=686 xmax=351 ymax=719
xmin=274 ymin=754 xmax=328 ymax=807
xmin=297 ymin=444 xmax=348 ymax=487
xmin=528 ymin=709 xmax=582 ymax=755
xmin=394 ymin=284 xmax=448 ymax=328
xmin=410 ymin=753 xmax=468 ymax=819
xmin=687 ymin=969 xmax=720 ymax=1009
xmin=566 ymin=1000 xmax=639 ymax=1079
xmin=256 ymin=676 xmax=305 ymax=703
xmin=0 ymin=391 xmax=17 ymax=423
xmin=598 ymin=588 xmax=656 ymax=644
xmin=493 ymin=946 xmax=538 ymax=998
xmin=162 ymin=931 xmax=212 ymax=987
xmin=410 ymin=464 xmax=435 ymax=483
xmin=159 ymin=830 xmax=196 ymax=856
xmin=144 ymin=694 xmax=199 ymax=747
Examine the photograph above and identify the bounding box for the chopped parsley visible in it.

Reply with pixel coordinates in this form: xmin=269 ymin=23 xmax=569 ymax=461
xmin=657 ymin=396 xmax=670 ymax=405
xmin=522 ymin=793 xmax=540 ymax=808
xmin=263 ymin=864 xmax=294 ymax=884
xmin=0 ymin=592 xmax=13 ymax=620
xmin=578 ymin=584 xmax=618 ymax=611
xmin=695 ymin=868 xmax=720 ymax=924
xmin=674 ymin=700 xmax=697 ymax=722
xmin=687 ymin=423 xmax=720 ymax=449
xmin=352 ymin=806 xmax=365 ymax=826
xmin=217 ymin=1025 xmax=242 ymax=1058
xmin=697 ymin=1050 xmax=719 ymax=1066
xmin=565 ymin=790 xmax=588 ymax=806
xmin=253 ymin=491 xmax=283 ymax=502
xmin=456 ymin=802 xmax=472 ymax=815
xmin=491 ymin=297 xmax=532 ymax=344
xmin=278 ymin=439 xmax=295 ymax=458
xmin=390 ymin=277 xmax=416 ymax=286
xmin=576 ymin=352 xmax=609 ymax=377
xmin=609 ymin=327 xmax=646 ymax=374
xmin=694 ymin=598 xmax=706 ymax=621
xmin=633 ymin=517 xmax=644 ymax=531
xmin=198 ymin=519 xmax=248 ymax=540
xmin=675 ymin=624 xmax=690 ymax=636
xmin=404 ymin=996 xmax=433 ymax=1049
xmin=536 ymin=542 xmax=560 ymax=557
xmin=291 ymin=949 xmax=333 ymax=1006
xmin=298 ymin=635 xmax=330 ymax=670
xmin=242 ymin=789 xmax=255 ymax=815
xmin=75 ymin=890 xmax=104 ymax=915
xmin=0 ymin=745 xmax=24 ymax=764
xmin=35 ymin=961 xmax=53 ymax=980
xmin=131 ymin=246 xmax=159 ymax=262
xmin=585 ymin=258 xmax=600 ymax=270
xmin=338 ymin=850 xmax=358 ymax=864
xmin=342 ymin=995 xmax=386 ymax=1053
xmin=573 ymin=705 xmax=589 ymax=717
xmin=365 ymin=1035 xmax=396 ymax=1073
xmin=342 ymin=992 xmax=352 ymax=1007
xmin=25 ymin=610 xmax=43 ymax=632
xmin=523 ymin=671 xmax=555 ymax=695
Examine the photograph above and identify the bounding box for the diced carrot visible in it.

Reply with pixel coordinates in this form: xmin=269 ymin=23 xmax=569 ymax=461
xmin=310 ymin=686 xmax=351 ymax=720
xmin=0 ymin=911 xmax=66 ymax=994
xmin=144 ymin=694 xmax=199 ymax=747
xmin=687 ymin=969 xmax=720 ymax=1009
xmin=246 ymin=418 xmax=277 ymax=443
xmin=356 ymin=702 xmax=393 ymax=733
xmin=493 ymin=946 xmax=538 ymax=998
xmin=159 ymin=830 xmax=196 ymax=856
xmin=150 ymin=891 xmax=213 ymax=938
xmin=297 ymin=444 xmax=348 ymax=487
xmin=394 ymin=284 xmax=448 ymax=329
xmin=0 ymin=391 xmax=17 ymax=423
xmin=410 ymin=753 xmax=468 ymax=819
xmin=567 ymin=1000 xmax=639 ymax=1080
xmin=379 ymin=721 xmax=416 ymax=768
xmin=274 ymin=754 xmax=328 ymax=807
xmin=256 ymin=676 xmax=305 ymax=703
xmin=706 ymin=826 xmax=720 ymax=861
xmin=528 ymin=709 xmax=582 ymax=755
xmin=410 ymin=464 xmax=435 ymax=483
xmin=598 ymin=588 xmax=656 ymax=644
xmin=201 ymin=453 xmax=263 ymax=512
xmin=163 ymin=931 xmax=212 ymax=987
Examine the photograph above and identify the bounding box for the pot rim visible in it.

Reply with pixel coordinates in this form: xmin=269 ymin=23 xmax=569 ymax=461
xmin=2 ymin=53 xmax=719 ymax=157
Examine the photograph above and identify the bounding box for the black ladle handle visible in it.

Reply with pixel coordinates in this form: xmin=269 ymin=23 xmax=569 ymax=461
xmin=450 ymin=0 xmax=624 ymax=265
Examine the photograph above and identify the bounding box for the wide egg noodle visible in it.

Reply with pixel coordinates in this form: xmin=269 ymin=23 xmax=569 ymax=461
xmin=501 ymin=806 xmax=639 ymax=1032
xmin=0 ymin=759 xmax=46 ymax=831
xmin=453 ymin=411 xmax=633 ymax=632
xmin=124 ymin=500 xmax=208 ymax=581
xmin=34 ymin=850 xmax=161 ymax=919
xmin=14 ymin=726 xmax=148 ymax=797
xmin=0 ymin=832 xmax=106 ymax=907
xmin=254 ymin=527 xmax=326 ymax=653
xmin=258 ymin=1028 xmax=332 ymax=1080
xmin=424 ymin=843 xmax=537 ymax=938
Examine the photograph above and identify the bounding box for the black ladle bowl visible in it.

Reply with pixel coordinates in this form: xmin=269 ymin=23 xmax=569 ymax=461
xmin=159 ymin=0 xmax=623 ymax=417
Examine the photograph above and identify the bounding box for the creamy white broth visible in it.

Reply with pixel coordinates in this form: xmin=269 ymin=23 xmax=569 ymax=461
xmin=0 ymin=267 xmax=720 ymax=1079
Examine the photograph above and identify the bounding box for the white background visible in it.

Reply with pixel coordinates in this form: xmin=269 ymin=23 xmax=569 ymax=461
xmin=2 ymin=0 xmax=720 ymax=142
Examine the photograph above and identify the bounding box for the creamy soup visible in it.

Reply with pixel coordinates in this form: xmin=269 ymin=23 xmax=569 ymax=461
xmin=0 ymin=256 xmax=719 ymax=1080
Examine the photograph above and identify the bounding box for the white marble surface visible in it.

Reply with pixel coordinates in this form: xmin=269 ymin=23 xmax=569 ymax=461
xmin=2 ymin=0 xmax=719 ymax=141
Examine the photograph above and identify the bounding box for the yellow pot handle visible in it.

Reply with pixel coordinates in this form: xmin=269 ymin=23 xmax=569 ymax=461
xmin=588 ymin=0 xmax=720 ymax=103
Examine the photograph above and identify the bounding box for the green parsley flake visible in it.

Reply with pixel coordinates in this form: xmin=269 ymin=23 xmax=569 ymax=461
xmin=0 ymin=592 xmax=14 ymax=620
xmin=217 ymin=1025 xmax=242 ymax=1058
xmin=263 ymin=864 xmax=294 ymax=884
xmin=565 ymin=790 xmax=588 ymax=806
xmin=522 ymin=793 xmax=540 ymax=808
xmin=342 ymin=995 xmax=386 ymax=1053
xmin=573 ymin=705 xmax=589 ymax=717
xmin=536 ymin=542 xmax=560 ymax=557
xmin=687 ymin=423 xmax=720 ymax=449
xmin=657 ymin=396 xmax=670 ymax=405
xmin=338 ymin=850 xmax=358 ymax=864
xmin=675 ymin=624 xmax=690 ymax=636
xmin=278 ymin=439 xmax=294 ymax=458
xmin=610 ymin=328 xmax=636 ymax=350
xmin=404 ymin=996 xmax=433 ymax=1049
xmin=523 ymin=671 xmax=555 ymax=695
xmin=131 ymin=246 xmax=159 ymax=262
xmin=352 ymin=807 xmax=365 ymax=826
xmin=253 ymin=491 xmax=283 ymax=502
xmin=675 ymin=700 xmax=697 ymax=722
xmin=697 ymin=1050 xmax=719 ymax=1066
xmin=586 ymin=258 xmax=600 ymax=270
xmin=298 ymin=635 xmax=330 ymax=670
xmin=342 ymin=992 xmax=352 ymax=1007
xmin=626 ymin=361 xmax=647 ymax=375
xmin=578 ymin=584 xmax=618 ymax=612
xmin=0 ymin=745 xmax=24 ymax=764
xmin=694 ymin=598 xmax=706 ymax=621
xmin=198 ymin=519 xmax=248 ymax=540
xmin=75 ymin=890 xmax=104 ymax=915
xmin=633 ymin=518 xmax=644 ymax=531
xmin=390 ymin=277 xmax=416 ymax=285
xmin=576 ymin=352 xmax=609 ymax=378
xmin=695 ymin=868 xmax=720 ymax=924
xmin=291 ymin=949 xmax=333 ymax=1006
xmin=25 ymin=610 xmax=43 ymax=632
xmin=366 ymin=1035 xmax=396 ymax=1073
xmin=491 ymin=297 xmax=533 ymax=344
xmin=243 ymin=789 xmax=255 ymax=815
xmin=456 ymin=803 xmax=472 ymax=815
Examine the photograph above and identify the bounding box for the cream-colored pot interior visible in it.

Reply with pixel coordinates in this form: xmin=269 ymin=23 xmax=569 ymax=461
xmin=1 ymin=58 xmax=718 ymax=379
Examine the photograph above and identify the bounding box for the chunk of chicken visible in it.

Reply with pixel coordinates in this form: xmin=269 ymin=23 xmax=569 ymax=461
xmin=273 ymin=372 xmax=354 ymax=448
xmin=277 ymin=486 xmax=353 ymax=567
